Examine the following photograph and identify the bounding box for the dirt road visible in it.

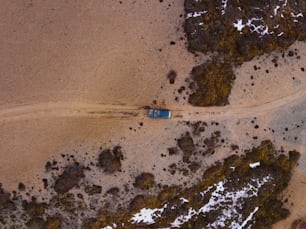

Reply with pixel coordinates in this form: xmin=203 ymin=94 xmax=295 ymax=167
xmin=0 ymin=85 xmax=305 ymax=123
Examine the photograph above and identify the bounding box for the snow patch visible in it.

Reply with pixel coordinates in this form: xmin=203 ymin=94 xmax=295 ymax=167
xmin=130 ymin=205 xmax=166 ymax=225
xmin=249 ymin=162 xmax=260 ymax=168
xmin=186 ymin=10 xmax=207 ymax=19
xmin=233 ymin=19 xmax=245 ymax=31
xmin=233 ymin=18 xmax=271 ymax=36
xmin=170 ymin=176 xmax=272 ymax=228
xmin=273 ymin=5 xmax=280 ymax=16
xmin=221 ymin=0 xmax=228 ymax=15
xmin=180 ymin=197 xmax=189 ymax=203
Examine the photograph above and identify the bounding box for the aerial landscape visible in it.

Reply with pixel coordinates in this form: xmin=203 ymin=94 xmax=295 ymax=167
xmin=0 ymin=0 xmax=306 ymax=228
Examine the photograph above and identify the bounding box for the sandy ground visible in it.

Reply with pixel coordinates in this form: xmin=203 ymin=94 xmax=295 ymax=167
xmin=0 ymin=0 xmax=196 ymax=186
xmin=0 ymin=0 xmax=305 ymax=228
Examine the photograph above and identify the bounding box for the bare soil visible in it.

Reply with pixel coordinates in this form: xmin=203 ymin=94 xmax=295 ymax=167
xmin=0 ymin=0 xmax=305 ymax=228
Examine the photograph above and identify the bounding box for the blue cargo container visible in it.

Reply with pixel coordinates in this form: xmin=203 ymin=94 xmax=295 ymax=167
xmin=148 ymin=109 xmax=171 ymax=119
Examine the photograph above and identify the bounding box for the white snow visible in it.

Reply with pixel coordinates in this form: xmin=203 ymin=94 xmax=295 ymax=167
xmin=246 ymin=18 xmax=270 ymax=36
xmin=249 ymin=162 xmax=260 ymax=168
xmin=233 ymin=18 xmax=272 ymax=36
xmin=273 ymin=5 xmax=280 ymax=16
xmin=186 ymin=10 xmax=207 ymax=19
xmin=291 ymin=12 xmax=303 ymax=18
xmin=180 ymin=197 xmax=189 ymax=203
xmin=240 ymin=207 xmax=259 ymax=228
xmin=102 ymin=225 xmax=118 ymax=229
xmin=130 ymin=175 xmax=272 ymax=228
xmin=200 ymin=185 xmax=213 ymax=197
xmin=171 ymin=208 xmax=196 ymax=227
xmin=233 ymin=19 xmax=245 ymax=31
xmin=130 ymin=207 xmax=165 ymax=225
xmin=188 ymin=0 xmax=304 ymax=38
xmin=221 ymin=0 xmax=228 ymax=15
xmin=170 ymin=176 xmax=272 ymax=228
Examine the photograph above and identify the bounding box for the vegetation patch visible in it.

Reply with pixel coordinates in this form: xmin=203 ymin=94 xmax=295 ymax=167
xmin=0 ymin=140 xmax=300 ymax=228
xmin=79 ymin=141 xmax=300 ymax=228
xmin=53 ymin=163 xmax=84 ymax=194
xmin=98 ymin=146 xmax=123 ymax=173
xmin=133 ymin=173 xmax=156 ymax=190
xmin=188 ymin=60 xmax=235 ymax=106
xmin=177 ymin=132 xmax=196 ymax=162
xmin=184 ymin=0 xmax=306 ymax=106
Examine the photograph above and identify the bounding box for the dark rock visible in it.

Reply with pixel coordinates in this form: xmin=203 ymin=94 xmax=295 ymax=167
xmin=50 ymin=193 xmax=77 ymax=214
xmin=167 ymin=70 xmax=177 ymax=84
xmin=54 ymin=164 xmax=84 ymax=194
xmin=45 ymin=160 xmax=58 ymax=172
xmin=0 ymin=184 xmax=16 ymax=212
xmin=98 ymin=146 xmax=123 ymax=173
xmin=23 ymin=198 xmax=47 ymax=217
xmin=184 ymin=0 xmax=306 ymax=107
xmin=129 ymin=195 xmax=159 ymax=211
xmin=133 ymin=173 xmax=156 ymax=190
xmin=191 ymin=121 xmax=206 ymax=135
xmin=106 ymin=187 xmax=120 ymax=196
xmin=188 ymin=60 xmax=235 ymax=106
xmin=26 ymin=217 xmax=47 ymax=229
xmin=203 ymin=131 xmax=221 ymax=155
xmin=158 ymin=186 xmax=180 ymax=203
xmin=177 ymin=132 xmax=195 ymax=162
xmin=46 ymin=141 xmax=299 ymax=228
xmin=168 ymin=147 xmax=178 ymax=156
xmin=42 ymin=179 xmax=48 ymax=189
xmin=168 ymin=163 xmax=177 ymax=175
xmin=230 ymin=144 xmax=239 ymax=151
xmin=291 ymin=217 xmax=306 ymax=229
xmin=46 ymin=215 xmax=62 ymax=229
xmin=85 ymin=185 xmax=102 ymax=196
xmin=18 ymin=182 xmax=26 ymax=192
xmin=289 ymin=150 xmax=301 ymax=167
xmin=188 ymin=161 xmax=201 ymax=173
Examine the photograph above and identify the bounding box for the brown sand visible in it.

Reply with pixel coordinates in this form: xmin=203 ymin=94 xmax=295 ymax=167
xmin=0 ymin=0 xmax=195 ymax=187
xmin=0 ymin=0 xmax=305 ymax=227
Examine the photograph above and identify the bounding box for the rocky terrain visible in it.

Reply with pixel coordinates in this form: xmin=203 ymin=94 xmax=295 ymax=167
xmin=0 ymin=135 xmax=300 ymax=228
xmin=0 ymin=0 xmax=305 ymax=228
xmin=184 ymin=0 xmax=306 ymax=106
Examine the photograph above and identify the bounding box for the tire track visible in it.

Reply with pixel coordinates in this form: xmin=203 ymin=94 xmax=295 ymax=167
xmin=0 ymin=86 xmax=305 ymax=123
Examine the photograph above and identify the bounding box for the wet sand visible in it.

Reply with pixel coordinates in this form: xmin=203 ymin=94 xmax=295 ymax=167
xmin=0 ymin=0 xmax=305 ymax=228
